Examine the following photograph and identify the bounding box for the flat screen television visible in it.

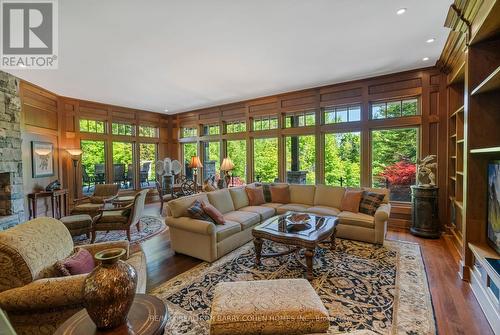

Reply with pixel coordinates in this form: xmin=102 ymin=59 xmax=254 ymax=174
xmin=487 ymin=161 xmax=500 ymax=254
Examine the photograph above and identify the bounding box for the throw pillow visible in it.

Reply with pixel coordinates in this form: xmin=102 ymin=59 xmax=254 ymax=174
xmin=359 ymin=192 xmax=385 ymax=216
xmin=270 ymin=185 xmax=290 ymax=204
xmin=187 ymin=200 xmax=215 ymax=223
xmin=201 ymin=202 xmax=225 ymax=225
xmin=340 ymin=190 xmax=364 ymax=213
xmin=246 ymin=186 xmax=266 ymax=206
xmin=56 ymin=248 xmax=95 ymax=276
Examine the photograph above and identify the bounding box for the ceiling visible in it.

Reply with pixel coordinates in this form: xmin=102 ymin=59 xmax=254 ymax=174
xmin=6 ymin=0 xmax=451 ymax=114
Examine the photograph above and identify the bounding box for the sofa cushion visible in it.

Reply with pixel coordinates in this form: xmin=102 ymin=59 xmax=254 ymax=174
xmin=202 ymin=202 xmax=226 ymax=225
xmin=187 ymin=200 xmax=215 ymax=223
xmin=338 ymin=211 xmax=375 ymax=228
xmin=168 ymin=193 xmax=209 ymax=218
xmin=97 ymin=210 xmax=129 ymax=224
xmin=229 ymin=186 xmax=249 ymax=209
xmin=261 ymin=202 xmax=284 ymax=209
xmin=207 ymin=189 xmax=235 ymax=214
xmin=314 ymin=184 xmax=345 ymax=208
xmin=289 ymin=185 xmax=316 ymax=206
xmin=223 ymin=211 xmax=260 ymax=229
xmin=245 ymin=187 xmax=266 ymax=206
xmin=306 ymin=206 xmax=340 ymax=217
xmin=239 ymin=206 xmax=276 ymax=221
xmin=340 ymin=189 xmax=363 ymax=213
xmin=359 ymin=192 xmax=385 ymax=216
xmin=270 ymin=185 xmax=290 ymax=204
xmin=215 ymin=220 xmax=241 ymax=242
xmin=276 ymin=203 xmax=311 ymax=215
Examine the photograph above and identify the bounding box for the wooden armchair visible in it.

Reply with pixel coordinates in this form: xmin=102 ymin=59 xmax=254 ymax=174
xmin=91 ymin=189 xmax=149 ymax=242
xmin=71 ymin=183 xmax=119 ymax=217
xmin=156 ymin=181 xmax=173 ymax=215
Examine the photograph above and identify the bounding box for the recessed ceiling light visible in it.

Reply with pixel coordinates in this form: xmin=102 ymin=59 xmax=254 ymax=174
xmin=422 ymin=57 xmax=430 ymax=61
xmin=426 ymin=38 xmax=436 ymax=43
xmin=396 ymin=8 xmax=407 ymax=15
xmin=164 ymin=108 xmax=169 ymax=112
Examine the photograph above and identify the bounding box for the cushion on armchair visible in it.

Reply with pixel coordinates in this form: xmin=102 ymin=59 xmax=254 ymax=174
xmin=55 ymin=248 xmax=95 ymax=276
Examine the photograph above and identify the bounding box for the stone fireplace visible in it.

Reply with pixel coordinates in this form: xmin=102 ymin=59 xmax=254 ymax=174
xmin=0 ymin=71 xmax=24 ymax=230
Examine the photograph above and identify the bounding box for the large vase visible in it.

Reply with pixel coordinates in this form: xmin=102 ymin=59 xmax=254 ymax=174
xmin=83 ymin=248 xmax=137 ymax=329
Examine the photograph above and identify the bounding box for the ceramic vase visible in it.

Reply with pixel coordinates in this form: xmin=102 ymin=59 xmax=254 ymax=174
xmin=83 ymin=248 xmax=137 ymax=329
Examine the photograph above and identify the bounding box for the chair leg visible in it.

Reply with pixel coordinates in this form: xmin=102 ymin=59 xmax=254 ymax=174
xmin=160 ymin=200 xmax=164 ymax=215
xmin=136 ymin=221 xmax=141 ymax=232
xmin=126 ymin=228 xmax=132 ymax=241
xmin=91 ymin=230 xmax=96 ymax=243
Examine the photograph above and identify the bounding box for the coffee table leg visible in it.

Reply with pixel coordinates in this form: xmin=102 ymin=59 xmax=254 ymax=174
xmin=254 ymin=238 xmax=263 ymax=265
xmin=305 ymin=248 xmax=314 ymax=281
xmin=330 ymin=227 xmax=337 ymax=251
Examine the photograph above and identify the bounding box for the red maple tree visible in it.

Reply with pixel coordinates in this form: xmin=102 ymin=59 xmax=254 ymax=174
xmin=379 ymin=161 xmax=416 ymax=186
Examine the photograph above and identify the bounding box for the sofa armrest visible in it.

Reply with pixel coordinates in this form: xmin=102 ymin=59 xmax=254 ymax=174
xmin=374 ymin=203 xmax=391 ymax=223
xmin=0 ymin=275 xmax=86 ymax=312
xmin=166 ymin=216 xmax=216 ymax=235
xmin=77 ymin=240 xmax=130 ymax=259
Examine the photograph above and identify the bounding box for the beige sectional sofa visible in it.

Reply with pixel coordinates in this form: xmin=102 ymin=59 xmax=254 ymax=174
xmin=166 ymin=184 xmax=391 ymax=262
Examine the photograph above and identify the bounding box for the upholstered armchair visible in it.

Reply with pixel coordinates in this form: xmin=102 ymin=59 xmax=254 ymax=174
xmin=71 ymin=183 xmax=119 ymax=217
xmin=0 ymin=217 xmax=147 ymax=335
xmin=91 ymin=189 xmax=149 ymax=242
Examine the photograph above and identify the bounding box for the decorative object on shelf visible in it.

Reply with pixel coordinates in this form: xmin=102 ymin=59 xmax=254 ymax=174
xmin=31 ymin=141 xmax=54 ymax=178
xmin=416 ymin=155 xmax=437 ymax=187
xmin=188 ymin=156 xmax=203 ymax=188
xmin=67 ymin=148 xmax=83 ymax=200
xmin=220 ymin=157 xmax=235 ymax=188
xmin=83 ymin=248 xmax=137 ymax=330
xmin=410 ymin=185 xmax=440 ymax=238
xmin=45 ymin=179 xmax=61 ymax=191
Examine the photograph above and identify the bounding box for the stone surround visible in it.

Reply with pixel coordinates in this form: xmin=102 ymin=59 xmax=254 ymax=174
xmin=0 ymin=71 xmax=23 ymax=230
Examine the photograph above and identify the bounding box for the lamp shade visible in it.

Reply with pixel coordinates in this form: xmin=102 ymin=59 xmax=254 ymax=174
xmin=66 ymin=148 xmax=83 ymax=156
xmin=34 ymin=148 xmax=51 ymax=155
xmin=221 ymin=157 xmax=235 ymax=171
xmin=189 ymin=156 xmax=203 ymax=169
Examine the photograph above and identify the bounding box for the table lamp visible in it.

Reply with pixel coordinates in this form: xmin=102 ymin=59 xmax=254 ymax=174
xmin=220 ymin=157 xmax=235 ymax=187
xmin=66 ymin=148 xmax=83 ymax=199
xmin=188 ymin=156 xmax=203 ymax=187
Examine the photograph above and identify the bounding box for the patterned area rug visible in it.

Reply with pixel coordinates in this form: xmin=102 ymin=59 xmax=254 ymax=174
xmin=73 ymin=216 xmax=166 ymax=245
xmin=152 ymin=239 xmax=435 ymax=335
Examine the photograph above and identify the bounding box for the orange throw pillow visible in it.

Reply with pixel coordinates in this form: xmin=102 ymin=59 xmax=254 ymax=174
xmin=201 ymin=202 xmax=225 ymax=225
xmin=245 ymin=187 xmax=266 ymax=206
xmin=270 ymin=186 xmax=290 ymax=204
xmin=340 ymin=190 xmax=364 ymax=213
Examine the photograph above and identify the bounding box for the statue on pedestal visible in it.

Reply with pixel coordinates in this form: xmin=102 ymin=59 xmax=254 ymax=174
xmin=417 ymin=155 xmax=437 ymax=187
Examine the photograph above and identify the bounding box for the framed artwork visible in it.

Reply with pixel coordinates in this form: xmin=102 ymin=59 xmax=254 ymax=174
xmin=31 ymin=141 xmax=54 ymax=178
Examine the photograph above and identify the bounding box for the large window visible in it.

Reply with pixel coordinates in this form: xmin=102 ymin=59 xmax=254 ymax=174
xmin=324 ymin=132 xmax=361 ymax=186
xmin=112 ymin=122 xmax=134 ymax=136
xmin=253 ymin=138 xmax=278 ymax=182
xmin=81 ymin=140 xmax=106 ymax=195
xmin=285 ymin=135 xmax=316 ymax=184
xmin=227 ymin=140 xmax=246 ymax=185
xmin=202 ymin=141 xmax=220 ymax=180
xmin=253 ymin=115 xmax=278 ymax=131
xmin=79 ymin=119 xmax=105 ymax=133
xmin=371 ymin=98 xmax=419 ymax=119
xmin=226 ymin=121 xmax=246 ymax=133
xmin=139 ymin=143 xmax=157 ymax=188
xmin=324 ymin=105 xmax=361 ymax=124
xmin=284 ymin=110 xmax=315 ymax=128
xmin=371 ymin=127 xmax=418 ymax=201
xmin=112 ymin=142 xmax=134 ymax=189
xmin=182 ymin=143 xmax=197 ymax=179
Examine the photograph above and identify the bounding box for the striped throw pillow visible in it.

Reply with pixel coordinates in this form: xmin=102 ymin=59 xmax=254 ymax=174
xmin=359 ymin=192 xmax=385 ymax=216
xmin=187 ymin=200 xmax=215 ymax=223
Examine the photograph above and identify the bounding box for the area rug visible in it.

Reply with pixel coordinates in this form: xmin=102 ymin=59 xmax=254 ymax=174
xmin=73 ymin=216 xmax=166 ymax=245
xmin=151 ymin=239 xmax=436 ymax=335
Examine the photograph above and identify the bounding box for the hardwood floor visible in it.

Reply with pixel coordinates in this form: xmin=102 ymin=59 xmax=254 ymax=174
xmin=140 ymin=203 xmax=494 ymax=335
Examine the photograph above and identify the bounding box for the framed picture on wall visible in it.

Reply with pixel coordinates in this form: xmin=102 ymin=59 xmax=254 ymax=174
xmin=31 ymin=141 xmax=54 ymax=178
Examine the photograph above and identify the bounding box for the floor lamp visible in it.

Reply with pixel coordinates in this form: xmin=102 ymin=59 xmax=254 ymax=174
xmin=221 ymin=157 xmax=235 ymax=187
xmin=189 ymin=156 xmax=203 ymax=192
xmin=66 ymin=149 xmax=83 ymax=200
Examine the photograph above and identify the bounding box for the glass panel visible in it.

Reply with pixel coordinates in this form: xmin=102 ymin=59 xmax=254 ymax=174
xmin=226 ymin=121 xmax=246 ymax=133
xmin=80 ymin=140 xmax=106 ymax=195
xmin=371 ymin=128 xmax=418 ymax=202
xmin=402 ymin=98 xmax=418 ymax=116
xmin=386 ymin=101 xmax=402 ymax=118
xmin=112 ymin=142 xmax=134 ymax=189
xmin=203 ymin=124 xmax=220 ymax=136
xmin=139 ymin=125 xmax=158 ymax=137
xmin=253 ymin=138 xmax=278 ymax=182
xmin=371 ymin=103 xmax=386 ymax=119
xmin=324 ymin=132 xmax=361 ymax=186
xmin=112 ymin=122 xmax=134 ymax=136
xmin=79 ymin=119 xmax=105 ymax=133
xmin=182 ymin=142 xmax=197 ymax=179
xmin=348 ymin=106 xmax=361 ymax=121
xmin=324 ymin=110 xmax=335 ymax=124
xmin=253 ymin=119 xmax=262 ymax=131
xmin=202 ymin=141 xmax=220 ymax=181
xmin=270 ymin=117 xmax=278 ymax=129
xmin=285 ymin=135 xmax=316 ymax=184
xmin=139 ymin=143 xmax=156 ymax=188
xmin=336 ymin=107 xmax=348 ymax=123
xmin=305 ymin=113 xmax=315 ymax=126
xmin=181 ymin=127 xmax=197 ymax=138
xmin=227 ymin=140 xmax=246 ymax=185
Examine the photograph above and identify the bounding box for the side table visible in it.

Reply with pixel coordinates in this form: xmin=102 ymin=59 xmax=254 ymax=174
xmin=54 ymin=294 xmax=168 ymax=335
xmin=27 ymin=189 xmax=69 ymax=219
xmin=410 ymin=185 xmax=440 ymax=238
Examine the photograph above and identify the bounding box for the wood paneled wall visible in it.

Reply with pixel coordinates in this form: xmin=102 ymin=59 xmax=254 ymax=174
xmin=169 ymin=67 xmax=448 ymax=228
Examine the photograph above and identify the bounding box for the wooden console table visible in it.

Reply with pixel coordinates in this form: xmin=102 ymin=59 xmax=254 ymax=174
xmin=27 ymin=189 xmax=69 ymax=219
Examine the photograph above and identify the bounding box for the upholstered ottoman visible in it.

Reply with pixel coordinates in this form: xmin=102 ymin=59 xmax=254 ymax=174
xmin=60 ymin=214 xmax=92 ymax=237
xmin=210 ymin=279 xmax=329 ymax=335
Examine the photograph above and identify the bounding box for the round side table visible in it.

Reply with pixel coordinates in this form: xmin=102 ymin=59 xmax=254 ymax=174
xmin=112 ymin=195 xmax=135 ymax=208
xmin=54 ymin=294 xmax=168 ymax=335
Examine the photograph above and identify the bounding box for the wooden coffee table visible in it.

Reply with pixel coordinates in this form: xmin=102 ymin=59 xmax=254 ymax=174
xmin=54 ymin=294 xmax=168 ymax=335
xmin=252 ymin=212 xmax=338 ymax=280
